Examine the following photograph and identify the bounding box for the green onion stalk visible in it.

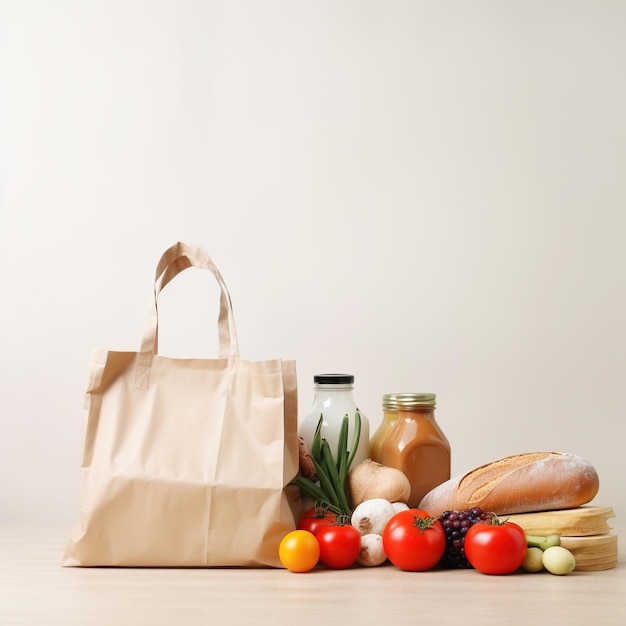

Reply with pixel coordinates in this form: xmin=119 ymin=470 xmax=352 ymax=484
xmin=294 ymin=412 xmax=362 ymax=517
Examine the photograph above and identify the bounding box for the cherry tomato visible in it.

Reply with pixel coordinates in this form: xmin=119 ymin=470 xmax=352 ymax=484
xmin=298 ymin=506 xmax=337 ymax=536
xmin=464 ymin=516 xmax=527 ymax=575
xmin=382 ymin=508 xmax=446 ymax=572
xmin=278 ymin=530 xmax=320 ymax=573
xmin=316 ymin=523 xmax=361 ymax=570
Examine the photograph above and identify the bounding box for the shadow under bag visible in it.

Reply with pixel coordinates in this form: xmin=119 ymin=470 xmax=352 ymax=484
xmin=63 ymin=242 xmax=302 ymax=567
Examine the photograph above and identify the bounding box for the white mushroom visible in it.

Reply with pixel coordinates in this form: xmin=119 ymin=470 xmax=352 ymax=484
xmin=391 ymin=501 xmax=410 ymax=514
xmin=357 ymin=533 xmax=387 ymax=567
xmin=351 ymin=498 xmax=397 ymax=536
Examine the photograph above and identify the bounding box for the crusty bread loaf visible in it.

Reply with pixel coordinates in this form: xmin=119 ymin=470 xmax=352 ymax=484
xmin=418 ymin=452 xmax=599 ymax=517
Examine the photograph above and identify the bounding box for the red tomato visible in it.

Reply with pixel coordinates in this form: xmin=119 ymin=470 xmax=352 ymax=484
xmin=298 ymin=506 xmax=337 ymax=536
xmin=382 ymin=508 xmax=446 ymax=572
xmin=316 ymin=523 xmax=361 ymax=570
xmin=464 ymin=517 xmax=527 ymax=575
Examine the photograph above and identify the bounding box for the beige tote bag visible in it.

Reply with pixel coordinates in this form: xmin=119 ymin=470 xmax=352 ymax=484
xmin=63 ymin=242 xmax=301 ymax=567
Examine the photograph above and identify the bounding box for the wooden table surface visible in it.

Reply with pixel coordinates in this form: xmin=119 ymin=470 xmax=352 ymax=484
xmin=1 ymin=524 xmax=624 ymax=625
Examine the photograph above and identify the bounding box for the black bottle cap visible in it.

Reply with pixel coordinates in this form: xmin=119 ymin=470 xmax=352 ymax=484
xmin=314 ymin=374 xmax=354 ymax=384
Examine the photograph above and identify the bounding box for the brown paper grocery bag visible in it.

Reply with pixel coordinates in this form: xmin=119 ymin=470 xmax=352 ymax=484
xmin=63 ymin=242 xmax=301 ymax=567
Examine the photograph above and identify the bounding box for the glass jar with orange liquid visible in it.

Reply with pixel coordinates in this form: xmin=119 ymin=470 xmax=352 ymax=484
xmin=380 ymin=393 xmax=451 ymax=508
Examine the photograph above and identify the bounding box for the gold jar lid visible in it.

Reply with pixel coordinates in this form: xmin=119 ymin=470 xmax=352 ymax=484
xmin=382 ymin=393 xmax=436 ymax=409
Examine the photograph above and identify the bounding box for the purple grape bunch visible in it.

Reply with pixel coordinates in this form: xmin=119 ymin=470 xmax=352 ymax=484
xmin=438 ymin=507 xmax=488 ymax=568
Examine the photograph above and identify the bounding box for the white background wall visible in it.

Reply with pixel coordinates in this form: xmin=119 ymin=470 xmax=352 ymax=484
xmin=1 ymin=1 xmax=625 ymax=526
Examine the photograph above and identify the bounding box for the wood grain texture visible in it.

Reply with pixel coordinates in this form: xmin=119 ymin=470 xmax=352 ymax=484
xmin=1 ymin=525 xmax=624 ymax=626
xmin=507 ymin=506 xmax=616 ymax=536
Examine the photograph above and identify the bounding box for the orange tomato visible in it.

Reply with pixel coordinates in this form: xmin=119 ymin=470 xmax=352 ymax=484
xmin=278 ymin=530 xmax=320 ymax=573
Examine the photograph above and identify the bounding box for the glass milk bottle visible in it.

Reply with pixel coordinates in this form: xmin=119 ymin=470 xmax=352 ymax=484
xmin=299 ymin=374 xmax=370 ymax=469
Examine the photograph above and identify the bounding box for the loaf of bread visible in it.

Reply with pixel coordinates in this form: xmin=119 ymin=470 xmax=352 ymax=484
xmin=418 ymin=452 xmax=599 ymax=517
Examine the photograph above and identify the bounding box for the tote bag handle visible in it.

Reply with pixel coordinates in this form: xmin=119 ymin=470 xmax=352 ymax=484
xmin=135 ymin=242 xmax=239 ymax=388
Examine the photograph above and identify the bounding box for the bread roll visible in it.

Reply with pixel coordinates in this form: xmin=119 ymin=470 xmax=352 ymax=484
xmin=418 ymin=452 xmax=599 ymax=517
